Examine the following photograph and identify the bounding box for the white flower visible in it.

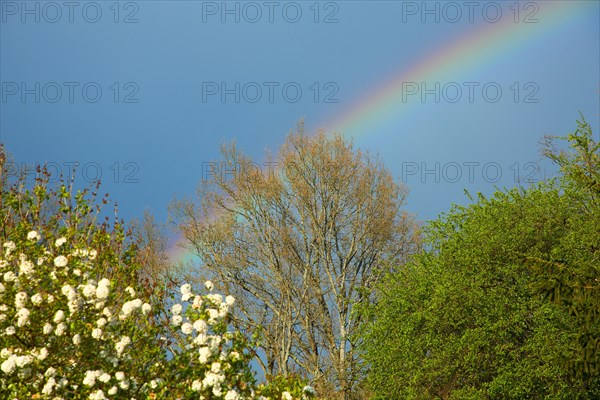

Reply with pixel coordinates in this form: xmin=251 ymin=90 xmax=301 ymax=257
xmin=182 ymin=292 xmax=192 ymax=302
xmin=180 ymin=283 xmax=192 ymax=295
xmin=73 ymin=334 xmax=82 ymax=345
xmin=171 ymin=315 xmax=183 ymax=327
xmin=68 ymin=300 xmax=81 ymax=315
xmin=99 ymin=373 xmax=111 ymax=383
xmin=115 ymin=336 xmax=131 ymax=355
xmin=0 ymin=348 xmax=10 ymax=358
xmin=83 ymin=370 xmax=101 ymax=386
xmin=15 ymin=354 xmax=33 ymax=368
xmin=31 ymin=293 xmax=43 ymax=305
xmin=82 ymin=283 xmax=97 ymax=298
xmin=95 ymin=286 xmax=109 ymax=301
xmin=193 ymin=319 xmax=208 ymax=333
xmin=89 ymin=389 xmax=107 ymax=400
xmin=27 ymin=230 xmax=41 ymax=241
xmin=208 ymin=308 xmax=219 ymax=321
xmin=15 ymin=291 xmax=27 ymax=308
xmin=42 ymin=377 xmax=56 ymax=395
xmin=194 ymin=333 xmax=208 ymax=346
xmin=150 ymin=379 xmax=158 ymax=389
xmin=192 ymin=295 xmax=203 ymax=309
xmin=18 ymin=258 xmax=34 ymax=275
xmin=43 ymin=323 xmax=53 ymax=335
xmin=92 ymin=328 xmax=103 ymax=339
xmin=55 ymin=322 xmax=67 ymax=336
xmin=205 ymin=280 xmax=214 ymax=291
xmin=96 ymin=317 xmax=107 ymax=327
xmin=198 ymin=346 xmax=211 ymax=364
xmin=207 ymin=293 xmax=223 ymax=304
xmin=121 ymin=299 xmax=142 ymax=317
xmin=61 ymin=284 xmax=74 ymax=297
xmin=282 ymin=391 xmax=293 ymax=400
xmin=213 ymin=384 xmax=223 ymax=397
xmin=16 ymin=307 xmax=30 ymax=326
xmin=211 ymin=362 xmax=221 ymax=373
xmin=125 ymin=286 xmax=136 ymax=297
xmin=53 ymin=310 xmax=65 ymax=323
xmin=171 ymin=303 xmax=182 ymax=315
xmin=96 ymin=280 xmax=110 ymax=299
xmin=191 ymin=379 xmax=202 ymax=391
xmin=38 ymin=347 xmax=49 ymax=360
xmin=0 ymin=282 xmax=5 ymax=294
xmin=115 ymin=371 xmax=125 ymax=381
xmin=142 ymin=303 xmax=151 ymax=315
xmin=3 ymin=271 xmax=16 ymax=282
xmin=89 ymin=249 xmax=98 ymax=260
xmin=203 ymin=370 xmax=224 ymax=388
xmin=119 ymin=335 xmax=131 ymax=346
xmin=108 ymin=386 xmax=118 ymax=395
xmin=219 ymin=303 xmax=230 ymax=318
xmin=225 ymin=390 xmax=240 ymax=400
xmin=225 ymin=295 xmax=235 ymax=306
xmin=1 ymin=356 xmax=16 ymax=374
xmin=115 ymin=342 xmax=127 ymax=355
xmin=208 ymin=335 xmax=222 ymax=351
xmin=61 ymin=285 xmax=78 ymax=301
xmin=54 ymin=255 xmax=68 ymax=267
xmin=3 ymin=241 xmax=16 ymax=256
xmin=181 ymin=322 xmax=193 ymax=335
xmin=55 ymin=237 xmax=67 ymax=247
xmin=119 ymin=379 xmax=130 ymax=389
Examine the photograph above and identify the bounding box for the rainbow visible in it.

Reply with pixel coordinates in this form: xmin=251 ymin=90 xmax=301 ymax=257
xmin=167 ymin=1 xmax=594 ymax=262
xmin=167 ymin=231 xmax=199 ymax=265
xmin=322 ymin=0 xmax=592 ymax=138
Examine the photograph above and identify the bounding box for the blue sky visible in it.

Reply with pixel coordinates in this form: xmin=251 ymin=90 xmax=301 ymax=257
xmin=1 ymin=0 xmax=599 ymax=240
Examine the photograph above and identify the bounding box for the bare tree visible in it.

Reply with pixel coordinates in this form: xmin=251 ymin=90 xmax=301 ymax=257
xmin=169 ymin=123 xmax=419 ymax=399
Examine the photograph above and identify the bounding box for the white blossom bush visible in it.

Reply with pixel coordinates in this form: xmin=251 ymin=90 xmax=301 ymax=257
xmin=0 ymin=231 xmax=161 ymax=398
xmin=0 ymin=147 xmax=317 ymax=400
xmin=0 ymin=230 xmax=317 ymax=399
xmin=0 ymin=230 xmax=261 ymax=399
xmin=147 ymin=280 xmax=259 ymax=399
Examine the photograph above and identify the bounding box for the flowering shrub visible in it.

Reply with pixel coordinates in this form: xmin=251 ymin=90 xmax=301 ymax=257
xmin=0 ymin=230 xmax=258 ymax=399
xmin=0 ymin=231 xmax=162 ymax=398
xmin=0 ymin=147 xmax=317 ymax=399
xmin=1 ymin=233 xmax=319 ymax=399
xmin=147 ymin=280 xmax=258 ymax=399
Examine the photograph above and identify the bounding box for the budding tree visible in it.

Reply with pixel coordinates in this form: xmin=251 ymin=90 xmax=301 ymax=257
xmin=169 ymin=124 xmax=419 ymax=399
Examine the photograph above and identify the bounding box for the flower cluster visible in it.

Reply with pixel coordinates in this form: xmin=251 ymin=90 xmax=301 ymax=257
xmin=1 ymin=231 xmax=316 ymax=399
xmin=152 ymin=281 xmax=257 ymax=399
xmin=0 ymin=232 xmax=158 ymax=399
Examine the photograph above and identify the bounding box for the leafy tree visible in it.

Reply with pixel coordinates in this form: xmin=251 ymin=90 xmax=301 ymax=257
xmin=357 ymin=117 xmax=599 ymax=399
xmin=170 ymin=123 xmax=420 ymax=399
xmin=532 ymin=116 xmax=600 ymax=385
